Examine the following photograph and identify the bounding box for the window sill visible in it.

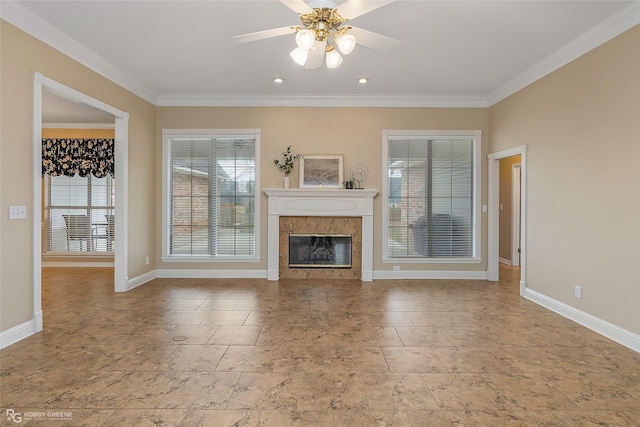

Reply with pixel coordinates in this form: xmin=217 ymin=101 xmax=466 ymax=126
xmin=382 ymin=257 xmax=482 ymax=264
xmin=43 ymin=252 xmax=114 ymax=258
xmin=161 ymin=256 xmax=260 ymax=263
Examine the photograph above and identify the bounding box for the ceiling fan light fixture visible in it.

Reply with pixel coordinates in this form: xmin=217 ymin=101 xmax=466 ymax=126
xmin=290 ymin=47 xmax=309 ymax=66
xmin=325 ymin=46 xmax=342 ymax=68
xmin=233 ymin=1 xmax=402 ymax=71
xmin=335 ymin=33 xmax=356 ymax=55
xmin=295 ymin=28 xmax=316 ymax=50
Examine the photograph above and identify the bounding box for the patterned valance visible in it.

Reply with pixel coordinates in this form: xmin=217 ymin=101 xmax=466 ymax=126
xmin=42 ymin=138 xmax=114 ymax=178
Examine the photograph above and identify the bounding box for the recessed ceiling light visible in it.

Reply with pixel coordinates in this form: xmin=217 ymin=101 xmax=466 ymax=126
xmin=358 ymin=77 xmax=368 ymax=84
xmin=273 ymin=77 xmax=284 ymax=83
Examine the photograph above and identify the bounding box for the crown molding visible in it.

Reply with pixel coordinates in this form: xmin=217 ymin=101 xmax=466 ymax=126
xmin=0 ymin=0 xmax=157 ymax=105
xmin=488 ymin=1 xmax=640 ymax=106
xmin=155 ymin=93 xmax=490 ymax=108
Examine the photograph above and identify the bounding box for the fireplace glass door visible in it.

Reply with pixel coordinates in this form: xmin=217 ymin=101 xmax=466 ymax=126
xmin=289 ymin=234 xmax=352 ymax=268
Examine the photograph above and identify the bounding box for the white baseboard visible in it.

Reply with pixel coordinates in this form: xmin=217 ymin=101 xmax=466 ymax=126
xmin=34 ymin=310 xmax=43 ymax=332
xmin=127 ymin=270 xmax=157 ymax=291
xmin=373 ymin=270 xmax=488 ymax=280
xmin=156 ymin=269 xmax=268 ymax=279
xmin=499 ymin=257 xmax=512 ymax=265
xmin=141 ymin=269 xmax=488 ymax=281
xmin=42 ymin=261 xmax=114 ymax=268
xmin=0 ymin=320 xmax=36 ymax=349
xmin=524 ymin=288 xmax=640 ymax=353
xmin=156 ymin=269 xmax=487 ymax=281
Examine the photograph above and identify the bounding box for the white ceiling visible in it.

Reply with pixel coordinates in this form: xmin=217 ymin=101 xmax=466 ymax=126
xmin=4 ymin=0 xmax=639 ymax=118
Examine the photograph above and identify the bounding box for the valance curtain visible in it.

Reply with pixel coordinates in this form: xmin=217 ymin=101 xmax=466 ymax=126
xmin=42 ymin=138 xmax=115 ymax=178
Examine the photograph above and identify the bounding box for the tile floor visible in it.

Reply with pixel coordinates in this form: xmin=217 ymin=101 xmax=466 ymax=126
xmin=1 ymin=265 xmax=639 ymax=426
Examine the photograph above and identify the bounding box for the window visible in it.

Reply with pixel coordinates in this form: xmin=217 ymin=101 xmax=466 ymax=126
xmin=44 ymin=174 xmax=115 ymax=254
xmin=162 ymin=129 xmax=260 ymax=261
xmin=383 ymin=130 xmax=481 ymax=262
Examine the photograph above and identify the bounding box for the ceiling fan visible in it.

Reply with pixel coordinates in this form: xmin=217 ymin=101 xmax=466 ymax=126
xmin=233 ymin=0 xmax=402 ymax=69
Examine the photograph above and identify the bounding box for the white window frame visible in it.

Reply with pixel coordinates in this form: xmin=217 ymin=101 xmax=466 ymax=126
xmin=382 ymin=129 xmax=482 ymax=263
xmin=161 ymin=128 xmax=261 ymax=262
xmin=43 ymin=174 xmax=115 ymax=256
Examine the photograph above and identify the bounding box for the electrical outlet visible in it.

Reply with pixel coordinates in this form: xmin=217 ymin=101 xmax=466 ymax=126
xmin=575 ymin=285 xmax=582 ymax=298
xmin=8 ymin=206 xmax=27 ymax=219
xmin=145 ymin=256 xmax=150 ymax=265
xmin=393 ymin=265 xmax=400 ymax=271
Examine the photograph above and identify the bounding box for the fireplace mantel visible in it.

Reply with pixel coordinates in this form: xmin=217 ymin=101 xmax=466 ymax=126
xmin=264 ymin=188 xmax=378 ymax=281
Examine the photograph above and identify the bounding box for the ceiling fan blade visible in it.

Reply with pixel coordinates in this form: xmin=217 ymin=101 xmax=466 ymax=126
xmin=280 ymin=0 xmax=314 ymax=15
xmin=305 ymin=39 xmax=327 ymax=69
xmin=348 ymin=26 xmax=402 ymax=53
xmin=337 ymin=0 xmax=396 ymax=20
xmin=233 ymin=26 xmax=296 ymax=44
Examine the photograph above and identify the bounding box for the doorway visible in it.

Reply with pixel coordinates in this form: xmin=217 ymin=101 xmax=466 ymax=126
xmin=487 ymin=145 xmax=527 ymax=296
xmin=511 ymin=163 xmax=521 ymax=267
xmin=32 ymin=73 xmax=129 ymax=332
xmin=497 ymin=156 xmax=521 ymax=267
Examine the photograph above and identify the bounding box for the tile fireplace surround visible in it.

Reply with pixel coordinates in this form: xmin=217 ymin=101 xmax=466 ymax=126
xmin=264 ymin=188 xmax=378 ymax=281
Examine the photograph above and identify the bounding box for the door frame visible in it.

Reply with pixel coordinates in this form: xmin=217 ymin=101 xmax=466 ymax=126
xmin=487 ymin=145 xmax=527 ymax=295
xmin=511 ymin=163 xmax=521 ymax=267
xmin=32 ymin=72 xmax=129 ymax=332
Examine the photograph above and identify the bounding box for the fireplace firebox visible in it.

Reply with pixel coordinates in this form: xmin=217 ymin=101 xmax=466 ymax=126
xmin=289 ymin=234 xmax=352 ymax=268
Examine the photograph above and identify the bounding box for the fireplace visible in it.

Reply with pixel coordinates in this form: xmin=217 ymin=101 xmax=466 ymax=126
xmin=279 ymin=216 xmax=360 ymax=279
xmin=289 ymin=234 xmax=352 ymax=268
xmin=264 ymin=188 xmax=378 ymax=281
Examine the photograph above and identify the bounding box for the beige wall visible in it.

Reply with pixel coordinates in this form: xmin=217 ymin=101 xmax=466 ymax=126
xmin=499 ymin=155 xmax=521 ymax=261
xmin=156 ymin=107 xmax=490 ymax=272
xmin=1 ymin=21 xmax=156 ymax=333
xmin=490 ymin=26 xmax=640 ymax=334
xmin=42 ymin=128 xmax=115 ymax=139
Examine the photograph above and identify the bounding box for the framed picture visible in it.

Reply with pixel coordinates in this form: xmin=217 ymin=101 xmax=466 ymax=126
xmin=299 ymin=155 xmax=344 ymax=188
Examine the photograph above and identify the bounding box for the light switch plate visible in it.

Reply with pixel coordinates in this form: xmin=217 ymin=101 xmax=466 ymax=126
xmin=9 ymin=206 xmax=27 ymax=219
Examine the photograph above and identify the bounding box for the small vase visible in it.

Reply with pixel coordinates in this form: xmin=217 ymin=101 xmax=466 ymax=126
xmin=283 ymin=175 xmax=290 ymax=189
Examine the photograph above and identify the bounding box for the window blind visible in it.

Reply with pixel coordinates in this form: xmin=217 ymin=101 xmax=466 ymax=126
xmin=168 ymin=136 xmax=256 ymax=257
xmin=387 ymin=137 xmax=475 ymax=258
xmin=44 ymin=174 xmax=115 ymax=253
